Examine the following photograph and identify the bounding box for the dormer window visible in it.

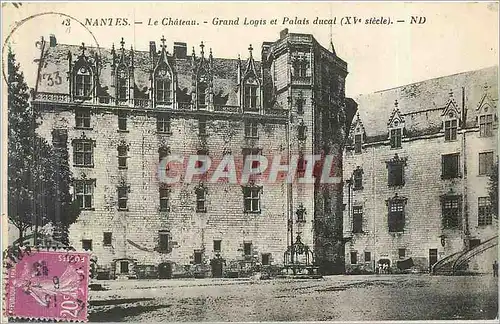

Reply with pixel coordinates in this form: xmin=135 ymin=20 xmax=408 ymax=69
xmin=388 ymin=100 xmax=404 ymax=149
xmin=244 ymin=83 xmax=258 ymax=111
xmin=354 ymin=134 xmax=362 ymax=153
xmin=479 ymin=114 xmax=493 ymax=137
xmin=197 ymin=81 xmax=207 ymax=108
xmin=242 ymin=74 xmax=259 ymax=112
xmin=117 ymin=68 xmax=128 ymax=101
xmin=155 ymin=68 xmax=172 ymax=104
xmin=75 ymin=66 xmax=92 ymax=98
xmin=444 ymin=119 xmax=458 ymax=141
xmin=390 ymin=128 xmax=402 ymax=149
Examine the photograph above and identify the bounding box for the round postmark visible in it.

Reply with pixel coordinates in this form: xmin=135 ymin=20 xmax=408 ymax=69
xmin=2 ymin=11 xmax=102 ymax=102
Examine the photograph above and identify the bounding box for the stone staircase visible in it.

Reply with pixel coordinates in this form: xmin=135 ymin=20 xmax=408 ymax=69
xmin=431 ymin=250 xmax=462 ymax=275
xmin=432 ymin=235 xmax=498 ymax=275
xmin=453 ymin=236 xmax=498 ymax=274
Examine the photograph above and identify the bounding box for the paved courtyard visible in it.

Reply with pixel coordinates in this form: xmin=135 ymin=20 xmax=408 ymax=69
xmin=88 ymin=274 xmax=498 ymax=322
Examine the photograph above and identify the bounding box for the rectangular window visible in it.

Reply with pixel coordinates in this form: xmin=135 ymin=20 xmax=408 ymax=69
xmin=75 ymin=109 xmax=91 ymax=128
xmin=117 ymin=146 xmax=128 ymax=169
xmin=73 ymin=140 xmax=93 ymax=167
xmin=82 ymin=239 xmax=92 ymax=251
xmin=442 ymin=196 xmax=461 ymax=229
xmin=298 ymin=124 xmax=307 ymax=141
xmin=75 ymin=74 xmax=91 ymax=97
xmin=199 ymin=118 xmax=207 ymax=136
xmin=442 ymin=154 xmax=460 ymax=179
xmin=103 ymin=232 xmax=112 ymax=246
xmin=243 ymin=242 xmax=252 ymax=256
xmin=388 ymin=163 xmax=404 ymax=186
xmin=353 ymin=169 xmax=363 ymax=190
xmin=444 ymin=119 xmax=458 ymax=141
xmin=243 ymin=187 xmax=261 ymax=213
xmin=155 ymin=79 xmax=172 ymax=104
xmin=354 ymin=134 xmax=362 ymax=153
xmin=75 ymin=180 xmax=93 ymax=209
xmin=364 ymin=252 xmax=371 ymax=262
xmin=350 ymin=251 xmax=357 ymax=265
xmin=388 ymin=200 xmax=405 ymax=232
xmin=118 ymin=187 xmax=128 ymax=210
xmin=478 ymin=197 xmax=492 ymax=226
xmin=352 ymin=206 xmax=363 ymax=233
xmin=262 ymin=253 xmax=271 ymax=266
xmin=244 ymin=121 xmax=258 ymax=138
xmin=159 ymin=187 xmax=169 ymax=211
xmin=398 ymin=248 xmax=406 ymax=259
xmin=194 ymin=251 xmax=203 ymax=264
xmin=479 ymin=152 xmax=494 ymax=176
xmin=196 ymin=187 xmax=207 ymax=212
xmin=390 ymin=128 xmax=402 ymax=148
xmin=157 ymin=114 xmax=171 ymax=133
xmin=118 ymin=78 xmax=127 ymax=100
xmin=242 ymin=148 xmax=263 ymax=173
xmin=118 ymin=112 xmax=127 ymax=131
xmin=479 ymin=114 xmax=493 ymax=137
xmin=244 ymin=85 xmax=258 ymax=110
xmin=213 ymin=240 xmax=221 ymax=253
xmin=120 ymin=261 xmax=129 ymax=274
xmin=159 ymin=231 xmax=169 ymax=252
xmin=159 ymin=147 xmax=169 ymax=163
xmin=197 ymin=83 xmax=207 ymax=107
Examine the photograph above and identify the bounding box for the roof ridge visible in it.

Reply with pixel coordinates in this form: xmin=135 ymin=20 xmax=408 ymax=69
xmin=353 ymin=65 xmax=498 ymax=96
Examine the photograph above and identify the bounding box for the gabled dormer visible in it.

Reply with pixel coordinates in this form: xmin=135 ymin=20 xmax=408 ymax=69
xmin=240 ymin=44 xmax=261 ymax=113
xmin=152 ymin=36 xmax=175 ymax=107
xmin=349 ymin=113 xmax=366 ymax=154
xmin=111 ymin=38 xmax=134 ymax=104
xmin=476 ymin=84 xmax=497 ymax=137
xmin=69 ymin=42 xmax=97 ymax=101
xmin=442 ymin=90 xmax=461 ymax=141
xmin=193 ymin=42 xmax=213 ymax=110
xmin=388 ymin=100 xmax=405 ymax=149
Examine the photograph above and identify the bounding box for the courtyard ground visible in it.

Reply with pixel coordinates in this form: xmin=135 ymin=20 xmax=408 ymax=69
xmin=88 ymin=274 xmax=498 ymax=322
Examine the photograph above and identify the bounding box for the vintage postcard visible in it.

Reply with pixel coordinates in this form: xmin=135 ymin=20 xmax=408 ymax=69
xmin=1 ymin=1 xmax=498 ymax=322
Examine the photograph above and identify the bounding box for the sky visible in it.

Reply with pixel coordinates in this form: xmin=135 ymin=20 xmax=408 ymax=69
xmin=2 ymin=2 xmax=499 ymax=97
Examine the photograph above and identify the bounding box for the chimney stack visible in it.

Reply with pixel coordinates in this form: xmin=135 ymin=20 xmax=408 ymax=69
xmin=173 ymin=42 xmax=187 ymax=59
xmin=280 ymin=28 xmax=289 ymax=40
xmin=49 ymin=34 xmax=57 ymax=47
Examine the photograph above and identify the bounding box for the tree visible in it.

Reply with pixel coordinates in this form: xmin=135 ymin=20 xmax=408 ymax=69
xmin=489 ymin=161 xmax=498 ymax=219
xmin=8 ymin=48 xmax=80 ymax=245
xmin=8 ymin=46 xmax=39 ymax=241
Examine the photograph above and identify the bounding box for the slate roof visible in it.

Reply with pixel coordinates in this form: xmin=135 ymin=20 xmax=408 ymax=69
xmin=352 ymin=66 xmax=498 ymax=141
xmin=36 ymin=41 xmax=261 ymax=107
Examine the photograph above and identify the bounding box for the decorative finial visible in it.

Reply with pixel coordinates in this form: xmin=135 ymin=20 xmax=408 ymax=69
xmin=209 ymin=48 xmax=212 ymax=56
xmin=449 ymin=89 xmax=453 ymax=98
xmin=394 ymin=99 xmax=398 ymax=108
xmin=120 ymin=37 xmax=125 ymax=50
xmin=80 ymin=42 xmax=86 ymax=55
xmin=200 ymin=41 xmax=205 ymax=56
xmin=160 ymin=35 xmax=166 ymax=49
xmin=484 ymin=83 xmax=489 ymax=91
xmin=248 ymin=44 xmax=253 ymax=57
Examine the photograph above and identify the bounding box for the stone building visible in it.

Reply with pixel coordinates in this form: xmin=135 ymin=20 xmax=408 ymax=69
xmin=343 ymin=66 xmax=498 ymax=274
xmin=32 ymin=29 xmax=356 ymax=278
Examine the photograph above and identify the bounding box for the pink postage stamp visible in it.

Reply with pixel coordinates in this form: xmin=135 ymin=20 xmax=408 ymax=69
xmin=4 ymin=248 xmax=89 ymax=322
